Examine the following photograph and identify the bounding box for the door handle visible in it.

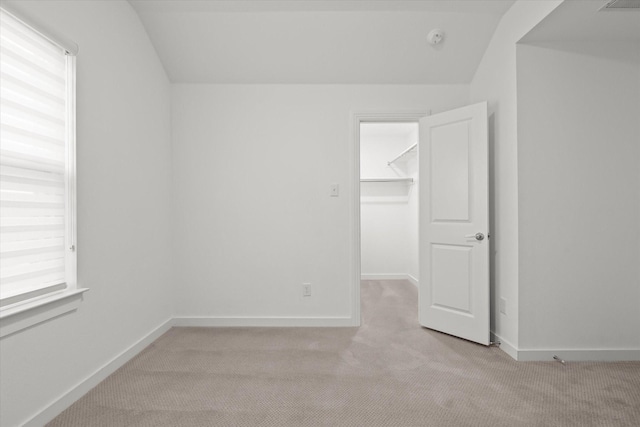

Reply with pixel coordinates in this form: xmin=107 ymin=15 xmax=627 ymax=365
xmin=465 ymin=232 xmax=485 ymax=241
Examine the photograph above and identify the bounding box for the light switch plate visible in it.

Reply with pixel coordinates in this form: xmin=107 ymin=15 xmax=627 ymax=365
xmin=499 ymin=298 xmax=507 ymax=315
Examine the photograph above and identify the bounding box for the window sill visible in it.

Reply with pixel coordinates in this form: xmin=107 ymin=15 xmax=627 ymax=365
xmin=0 ymin=288 xmax=89 ymax=338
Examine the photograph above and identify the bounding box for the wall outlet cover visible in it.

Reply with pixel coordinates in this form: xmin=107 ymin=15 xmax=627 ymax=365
xmin=303 ymin=283 xmax=312 ymax=297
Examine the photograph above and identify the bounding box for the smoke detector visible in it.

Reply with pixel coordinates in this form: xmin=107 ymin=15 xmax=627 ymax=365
xmin=600 ymin=0 xmax=640 ymax=10
xmin=427 ymin=29 xmax=445 ymax=45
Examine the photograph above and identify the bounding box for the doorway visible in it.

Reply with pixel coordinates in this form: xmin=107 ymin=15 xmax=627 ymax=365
xmin=352 ymin=113 xmax=426 ymax=327
xmin=351 ymin=105 xmax=490 ymax=345
xmin=360 ymin=122 xmax=419 ymax=282
xmin=351 ymin=112 xmax=426 ymax=327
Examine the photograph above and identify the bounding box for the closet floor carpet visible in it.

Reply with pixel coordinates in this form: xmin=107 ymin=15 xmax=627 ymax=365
xmin=48 ymin=280 xmax=640 ymax=426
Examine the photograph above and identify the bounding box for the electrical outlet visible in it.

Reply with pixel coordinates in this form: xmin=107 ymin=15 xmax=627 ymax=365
xmin=499 ymin=297 xmax=507 ymax=315
xmin=329 ymin=183 xmax=339 ymax=197
xmin=303 ymin=283 xmax=312 ymax=297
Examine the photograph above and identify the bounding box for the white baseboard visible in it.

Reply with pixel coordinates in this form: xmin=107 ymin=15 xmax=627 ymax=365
xmin=490 ymin=332 xmax=518 ymax=360
xmin=24 ymin=318 xmax=174 ymax=427
xmin=361 ymin=274 xmax=419 ymax=288
xmin=361 ymin=274 xmax=408 ymax=281
xmin=360 ymin=273 xmax=418 ymax=286
xmin=406 ymin=274 xmax=419 ymax=288
xmin=490 ymin=332 xmax=640 ymax=362
xmin=173 ymin=316 xmax=355 ymax=327
xmin=516 ymin=348 xmax=640 ymax=362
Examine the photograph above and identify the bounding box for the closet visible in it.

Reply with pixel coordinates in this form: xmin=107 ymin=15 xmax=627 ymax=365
xmin=360 ymin=122 xmax=419 ymax=285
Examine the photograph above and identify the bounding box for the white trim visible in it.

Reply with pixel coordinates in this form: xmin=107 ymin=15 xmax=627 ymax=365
xmin=23 ymin=318 xmax=174 ymax=427
xmin=361 ymin=274 xmax=419 ymax=287
xmin=361 ymin=274 xmax=410 ymax=281
xmin=65 ymin=53 xmax=77 ymax=289
xmin=361 ymin=274 xmax=419 ymax=288
xmin=0 ymin=288 xmax=89 ymax=338
xmin=407 ymin=274 xmax=419 ymax=288
xmin=516 ymin=348 xmax=640 ymax=362
xmin=490 ymin=332 xmax=518 ymax=360
xmin=173 ymin=316 xmax=355 ymax=327
xmin=0 ymin=2 xmax=79 ymax=55
xmin=350 ymin=113 xmax=361 ymax=327
xmin=351 ymin=111 xmax=428 ymax=329
xmin=489 ymin=332 xmax=640 ymax=362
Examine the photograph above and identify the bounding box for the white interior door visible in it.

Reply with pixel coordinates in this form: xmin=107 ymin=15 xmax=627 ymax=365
xmin=418 ymin=102 xmax=489 ymax=345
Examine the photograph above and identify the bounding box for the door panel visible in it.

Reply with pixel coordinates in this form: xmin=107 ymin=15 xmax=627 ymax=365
xmin=419 ymin=102 xmax=489 ymax=345
xmin=431 ymin=244 xmax=472 ymax=314
xmin=430 ymin=120 xmax=471 ymax=221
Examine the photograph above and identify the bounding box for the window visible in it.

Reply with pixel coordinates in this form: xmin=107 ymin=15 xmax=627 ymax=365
xmin=0 ymin=7 xmax=83 ymax=335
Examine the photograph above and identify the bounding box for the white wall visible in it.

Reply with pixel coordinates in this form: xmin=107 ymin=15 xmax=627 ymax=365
xmin=171 ymin=84 xmax=468 ymax=323
xmin=0 ymin=2 xmax=173 ymax=426
xmin=469 ymin=0 xmax=562 ymax=353
xmin=516 ymin=42 xmax=640 ymax=351
xmin=360 ymin=124 xmax=418 ymax=278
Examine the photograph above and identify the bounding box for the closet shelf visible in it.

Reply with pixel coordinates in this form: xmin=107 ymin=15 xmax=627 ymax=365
xmin=360 ymin=177 xmax=414 ymax=183
xmin=387 ymin=143 xmax=417 ymax=165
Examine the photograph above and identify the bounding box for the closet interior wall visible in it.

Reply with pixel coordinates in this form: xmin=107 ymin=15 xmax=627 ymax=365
xmin=360 ymin=123 xmax=419 ymax=284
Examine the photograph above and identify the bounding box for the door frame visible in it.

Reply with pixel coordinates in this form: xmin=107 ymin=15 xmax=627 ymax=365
xmin=350 ymin=111 xmax=429 ymax=326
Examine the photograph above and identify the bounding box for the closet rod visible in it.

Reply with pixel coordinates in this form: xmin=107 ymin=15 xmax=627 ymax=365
xmin=360 ymin=178 xmax=414 ymax=183
xmin=387 ymin=143 xmax=417 ymax=165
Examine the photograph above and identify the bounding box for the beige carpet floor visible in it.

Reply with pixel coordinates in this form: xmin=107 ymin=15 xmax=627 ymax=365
xmin=49 ymin=280 xmax=640 ymax=426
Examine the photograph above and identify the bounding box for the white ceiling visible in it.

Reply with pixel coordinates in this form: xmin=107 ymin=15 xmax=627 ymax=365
xmin=129 ymin=0 xmax=515 ymax=84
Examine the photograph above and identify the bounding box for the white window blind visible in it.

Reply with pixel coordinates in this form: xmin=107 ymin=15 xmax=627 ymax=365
xmin=0 ymin=8 xmax=75 ymax=307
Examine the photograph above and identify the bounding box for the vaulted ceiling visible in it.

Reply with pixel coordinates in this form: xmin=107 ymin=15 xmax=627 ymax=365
xmin=129 ymin=0 xmax=515 ymax=84
xmin=522 ymin=0 xmax=640 ymax=43
xmin=521 ymin=0 xmax=640 ymax=64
